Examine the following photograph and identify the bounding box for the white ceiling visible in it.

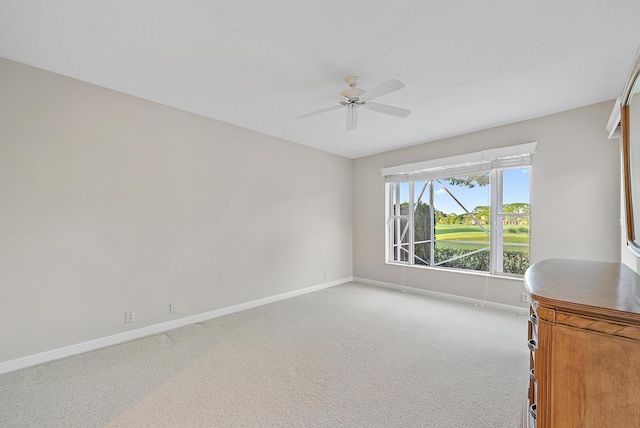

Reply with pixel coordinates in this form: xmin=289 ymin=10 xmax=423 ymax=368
xmin=2 ymin=1 xmax=640 ymax=159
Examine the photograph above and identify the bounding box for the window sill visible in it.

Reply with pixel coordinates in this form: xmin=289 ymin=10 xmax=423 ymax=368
xmin=385 ymin=261 xmax=525 ymax=281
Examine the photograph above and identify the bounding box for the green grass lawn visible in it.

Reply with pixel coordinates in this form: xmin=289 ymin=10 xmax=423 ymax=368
xmin=434 ymin=223 xmax=529 ymax=252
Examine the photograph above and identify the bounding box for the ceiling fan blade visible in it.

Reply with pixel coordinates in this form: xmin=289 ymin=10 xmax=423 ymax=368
xmin=346 ymin=105 xmax=358 ymax=131
xmin=297 ymin=105 xmax=343 ymax=119
xmin=361 ymin=79 xmax=405 ymax=101
xmin=367 ymin=102 xmax=411 ymax=118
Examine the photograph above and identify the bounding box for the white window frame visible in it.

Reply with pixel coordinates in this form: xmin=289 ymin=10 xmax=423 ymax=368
xmin=382 ymin=143 xmax=535 ymax=277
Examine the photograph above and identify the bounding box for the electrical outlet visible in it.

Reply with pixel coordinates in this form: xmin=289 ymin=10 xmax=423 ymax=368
xmin=521 ymin=293 xmax=530 ymax=303
xmin=125 ymin=311 xmax=135 ymax=323
xmin=169 ymin=302 xmax=177 ymax=314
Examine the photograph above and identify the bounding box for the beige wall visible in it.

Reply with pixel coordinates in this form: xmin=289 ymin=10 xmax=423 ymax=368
xmin=0 ymin=55 xmax=625 ymax=365
xmin=353 ymin=101 xmax=621 ymax=307
xmin=0 ymin=58 xmax=353 ymax=363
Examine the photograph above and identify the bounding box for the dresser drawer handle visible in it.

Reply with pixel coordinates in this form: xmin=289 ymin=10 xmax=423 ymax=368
xmin=528 ymin=339 xmax=537 ymax=352
xmin=530 ymin=404 xmax=537 ymax=420
xmin=529 ymin=313 xmax=538 ymax=325
xmin=529 ymin=368 xmax=535 ymax=381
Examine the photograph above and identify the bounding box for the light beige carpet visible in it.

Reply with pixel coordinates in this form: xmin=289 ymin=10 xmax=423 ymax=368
xmin=0 ymin=282 xmax=529 ymax=427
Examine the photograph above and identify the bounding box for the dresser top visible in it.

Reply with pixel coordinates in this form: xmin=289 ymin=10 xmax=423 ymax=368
xmin=525 ymin=258 xmax=640 ymax=322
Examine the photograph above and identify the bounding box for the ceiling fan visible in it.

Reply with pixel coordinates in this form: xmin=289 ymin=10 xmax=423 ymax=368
xmin=297 ymin=76 xmax=411 ymax=131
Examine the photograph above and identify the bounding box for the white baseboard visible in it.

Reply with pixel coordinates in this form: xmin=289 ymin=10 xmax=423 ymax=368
xmin=0 ymin=277 xmax=353 ymax=375
xmin=353 ymin=276 xmax=527 ymax=314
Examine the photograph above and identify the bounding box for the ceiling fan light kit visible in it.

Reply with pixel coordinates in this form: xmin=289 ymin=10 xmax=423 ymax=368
xmin=298 ymin=76 xmax=411 ymax=130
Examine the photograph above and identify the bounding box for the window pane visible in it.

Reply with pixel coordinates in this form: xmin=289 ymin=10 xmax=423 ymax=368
xmin=503 ymin=217 xmax=529 ymax=275
xmin=390 ymin=182 xmax=410 ymax=263
xmin=413 ymin=181 xmax=432 ymax=265
xmin=434 ymin=174 xmax=490 ymax=218
xmin=391 ymin=217 xmax=410 ymax=262
xmin=433 ymin=174 xmax=490 ymax=272
xmin=503 ymin=246 xmax=529 ymax=275
xmin=502 ymin=167 xmax=530 ymax=210
xmin=434 ymin=243 xmax=490 ymax=272
xmin=414 ymin=242 xmax=431 ymax=265
xmin=394 ymin=182 xmax=410 ymax=215
xmin=502 ymin=167 xmax=530 ymax=275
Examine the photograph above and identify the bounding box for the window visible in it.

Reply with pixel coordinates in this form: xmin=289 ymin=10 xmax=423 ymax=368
xmin=383 ymin=143 xmax=535 ymax=276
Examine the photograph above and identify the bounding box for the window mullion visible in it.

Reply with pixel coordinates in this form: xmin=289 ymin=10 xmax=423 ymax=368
xmin=429 ymin=180 xmax=434 ymax=267
xmin=490 ymin=169 xmax=503 ymax=274
xmin=386 ymin=183 xmax=393 ymax=262
xmin=408 ymin=182 xmax=415 ymax=265
xmin=395 ymin=183 xmax=401 ymax=262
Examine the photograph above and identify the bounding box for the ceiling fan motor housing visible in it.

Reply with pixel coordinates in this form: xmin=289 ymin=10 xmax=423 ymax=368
xmin=340 ymin=76 xmax=366 ymax=102
xmin=340 ymin=87 xmax=365 ymax=100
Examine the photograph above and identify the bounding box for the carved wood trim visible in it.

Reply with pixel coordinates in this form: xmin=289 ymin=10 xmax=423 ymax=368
xmin=532 ymin=294 xmax=640 ymax=326
xmin=556 ymin=311 xmax=640 ymax=343
xmin=533 ymin=303 xmax=555 ymax=323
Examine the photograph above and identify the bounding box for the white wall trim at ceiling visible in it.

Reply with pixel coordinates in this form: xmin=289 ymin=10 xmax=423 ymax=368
xmin=380 ymin=142 xmax=538 ymax=177
xmin=0 ymin=277 xmax=353 ymax=375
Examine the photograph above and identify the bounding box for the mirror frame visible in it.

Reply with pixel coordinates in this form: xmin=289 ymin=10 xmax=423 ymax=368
xmin=621 ymin=53 xmax=640 ymax=257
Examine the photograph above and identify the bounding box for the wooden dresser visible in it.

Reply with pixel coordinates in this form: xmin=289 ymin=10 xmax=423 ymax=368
xmin=524 ymin=259 xmax=640 ymax=428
